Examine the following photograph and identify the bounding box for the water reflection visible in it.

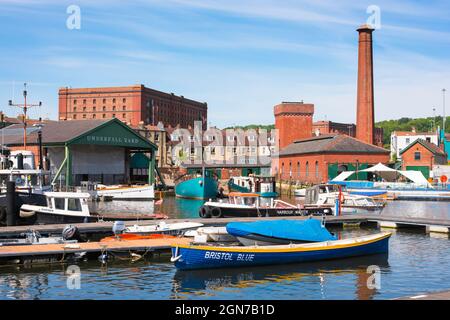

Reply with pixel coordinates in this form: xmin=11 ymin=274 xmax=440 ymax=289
xmin=380 ymin=200 xmax=450 ymax=219
xmin=171 ymin=254 xmax=390 ymax=300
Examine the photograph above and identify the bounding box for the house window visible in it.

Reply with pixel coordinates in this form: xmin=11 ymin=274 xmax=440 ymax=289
xmin=414 ymin=152 xmax=421 ymax=160
xmin=315 ymin=161 xmax=319 ymax=178
xmin=73 ymin=99 xmax=77 ymax=105
xmin=289 ymin=162 xmax=292 ymax=178
xmin=112 ymin=114 xmax=116 ymax=118
xmin=83 ymin=107 xmax=86 ymax=112
xmin=83 ymin=99 xmax=86 ymax=104
xmin=426 ymin=137 xmax=431 ymax=143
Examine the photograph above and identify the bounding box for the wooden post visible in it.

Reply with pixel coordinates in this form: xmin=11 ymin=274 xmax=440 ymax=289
xmin=6 ymin=181 xmax=17 ymax=226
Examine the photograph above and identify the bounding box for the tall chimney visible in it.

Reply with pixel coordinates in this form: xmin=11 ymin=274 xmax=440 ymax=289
xmin=356 ymin=24 xmax=375 ymax=145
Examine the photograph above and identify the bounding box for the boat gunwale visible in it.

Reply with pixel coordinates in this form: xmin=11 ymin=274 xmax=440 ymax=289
xmin=173 ymin=232 xmax=391 ymax=253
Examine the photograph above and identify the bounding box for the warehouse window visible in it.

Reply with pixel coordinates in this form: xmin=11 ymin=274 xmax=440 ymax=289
xmin=103 ymin=106 xmax=106 ymax=111
xmin=93 ymin=99 xmax=96 ymax=104
xmin=103 ymin=98 xmax=106 ymax=104
xmin=73 ymin=114 xmax=77 ymax=119
xmin=123 ymin=98 xmax=126 ymax=103
xmin=93 ymin=114 xmax=96 ymax=119
xmin=315 ymin=161 xmax=319 ymax=178
xmin=102 ymin=114 xmax=106 ymax=118
xmin=305 ymin=162 xmax=309 ymax=177
xmin=73 ymin=99 xmax=77 ymax=105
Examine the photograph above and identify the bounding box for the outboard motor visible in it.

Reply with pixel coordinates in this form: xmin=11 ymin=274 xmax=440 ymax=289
xmin=112 ymin=221 xmax=126 ymax=235
xmin=62 ymin=225 xmax=81 ymax=241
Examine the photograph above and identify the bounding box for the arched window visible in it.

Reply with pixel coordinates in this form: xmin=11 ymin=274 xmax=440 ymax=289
xmin=305 ymin=161 xmax=309 ymax=177
xmin=289 ymin=161 xmax=292 ymax=178
xmin=281 ymin=162 xmax=285 ymax=177
xmin=297 ymin=162 xmax=300 ymax=178
xmin=315 ymin=161 xmax=319 ymax=179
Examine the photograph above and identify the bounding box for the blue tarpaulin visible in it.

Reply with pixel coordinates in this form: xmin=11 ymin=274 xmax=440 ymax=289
xmin=226 ymin=219 xmax=337 ymax=242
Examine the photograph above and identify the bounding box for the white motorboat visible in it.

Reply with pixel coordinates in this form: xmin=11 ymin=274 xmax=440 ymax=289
xmin=96 ymin=183 xmax=155 ymax=200
xmin=20 ymin=192 xmax=166 ymax=224
xmin=303 ymin=184 xmax=384 ymax=215
xmin=124 ymin=221 xmax=204 ymax=236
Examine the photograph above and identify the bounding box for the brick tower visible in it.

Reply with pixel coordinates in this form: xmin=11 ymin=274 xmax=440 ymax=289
xmin=356 ymin=24 xmax=375 ymax=145
xmin=274 ymin=102 xmax=314 ymax=149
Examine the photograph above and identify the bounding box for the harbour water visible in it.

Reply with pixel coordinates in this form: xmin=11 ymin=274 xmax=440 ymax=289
xmin=1 ymin=198 xmax=450 ymax=300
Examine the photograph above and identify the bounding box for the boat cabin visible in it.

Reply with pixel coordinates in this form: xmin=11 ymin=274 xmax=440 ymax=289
xmin=44 ymin=192 xmax=91 ymax=217
xmin=228 ymin=175 xmax=277 ymax=197
xmin=0 ymin=169 xmax=52 ymax=193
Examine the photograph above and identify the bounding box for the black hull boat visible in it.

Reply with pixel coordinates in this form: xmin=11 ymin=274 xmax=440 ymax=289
xmin=199 ymin=192 xmax=331 ymax=218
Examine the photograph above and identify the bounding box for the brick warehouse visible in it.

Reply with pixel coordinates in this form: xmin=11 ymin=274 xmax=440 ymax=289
xmin=59 ymin=84 xmax=208 ymax=129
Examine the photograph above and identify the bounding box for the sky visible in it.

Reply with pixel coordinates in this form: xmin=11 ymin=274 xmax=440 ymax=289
xmin=0 ymin=0 xmax=449 ymax=128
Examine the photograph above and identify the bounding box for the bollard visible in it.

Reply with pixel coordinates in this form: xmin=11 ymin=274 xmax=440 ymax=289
xmin=6 ymin=181 xmax=17 ymax=226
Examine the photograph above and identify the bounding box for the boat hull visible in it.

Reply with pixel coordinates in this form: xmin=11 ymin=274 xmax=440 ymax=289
xmin=96 ymin=185 xmax=155 ymax=200
xmin=201 ymin=205 xmax=331 ymax=218
xmin=171 ymin=232 xmax=391 ymax=270
xmin=175 ymin=177 xmax=218 ymax=200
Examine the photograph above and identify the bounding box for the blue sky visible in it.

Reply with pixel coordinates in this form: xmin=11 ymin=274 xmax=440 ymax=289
xmin=0 ymin=0 xmax=449 ymax=128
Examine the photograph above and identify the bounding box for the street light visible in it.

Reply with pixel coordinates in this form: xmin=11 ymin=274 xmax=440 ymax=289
xmin=443 ymin=88 xmax=447 ymax=132
xmin=433 ymin=107 xmax=436 ymax=132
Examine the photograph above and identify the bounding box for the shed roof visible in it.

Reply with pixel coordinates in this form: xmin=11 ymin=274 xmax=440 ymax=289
xmin=400 ymin=138 xmax=446 ymax=156
xmin=0 ymin=119 xmax=157 ymax=150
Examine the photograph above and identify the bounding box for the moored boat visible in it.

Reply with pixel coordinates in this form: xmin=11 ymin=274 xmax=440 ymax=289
xmin=19 ymin=192 xmax=167 ymax=224
xmin=199 ymin=192 xmax=330 ymax=218
xmin=228 ymin=175 xmax=278 ymax=198
xmin=124 ymin=221 xmax=204 ymax=236
xmin=175 ymin=170 xmax=218 ymax=200
xmin=96 ymin=184 xmax=155 ymax=200
xmin=171 ymin=232 xmax=391 ymax=270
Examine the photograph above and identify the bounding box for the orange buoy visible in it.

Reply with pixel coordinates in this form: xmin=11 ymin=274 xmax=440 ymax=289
xmin=440 ymin=175 xmax=448 ymax=183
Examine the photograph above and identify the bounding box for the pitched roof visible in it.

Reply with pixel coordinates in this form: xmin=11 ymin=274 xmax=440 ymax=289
xmin=400 ymin=138 xmax=446 ymax=156
xmin=279 ymin=134 xmax=389 ymax=156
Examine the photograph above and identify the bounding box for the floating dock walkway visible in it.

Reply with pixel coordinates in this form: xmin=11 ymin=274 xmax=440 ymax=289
xmin=0 ymin=237 xmax=191 ymax=265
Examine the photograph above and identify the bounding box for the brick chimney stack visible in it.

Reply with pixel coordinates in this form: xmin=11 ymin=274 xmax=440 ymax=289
xmin=356 ymin=24 xmax=375 ymax=145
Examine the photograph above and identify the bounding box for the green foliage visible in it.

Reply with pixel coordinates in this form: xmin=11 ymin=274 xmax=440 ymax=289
xmin=376 ymin=116 xmax=447 ymax=146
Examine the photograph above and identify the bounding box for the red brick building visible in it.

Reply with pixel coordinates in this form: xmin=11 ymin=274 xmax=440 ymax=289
xmin=274 ymin=102 xmax=314 ymax=149
xmin=400 ymin=139 xmax=447 ymax=178
xmin=58 ymin=85 xmax=208 ymax=129
xmin=272 ymin=134 xmax=390 ymax=183
xmin=313 ymin=120 xmax=383 ymax=147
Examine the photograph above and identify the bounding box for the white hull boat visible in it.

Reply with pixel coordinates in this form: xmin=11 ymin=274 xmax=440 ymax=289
xmin=96 ymin=184 xmax=155 ymax=200
xmin=186 ymin=227 xmax=237 ymax=243
xmin=125 ymin=222 xmax=204 ymax=236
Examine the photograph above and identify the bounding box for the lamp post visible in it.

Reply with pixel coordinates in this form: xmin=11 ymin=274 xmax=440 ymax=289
xmin=8 ymin=83 xmax=42 ymax=150
xmin=443 ymin=88 xmax=447 ymax=133
xmin=433 ymin=107 xmax=436 ymax=132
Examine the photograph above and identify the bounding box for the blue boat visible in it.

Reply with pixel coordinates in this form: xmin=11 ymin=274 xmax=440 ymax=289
xmin=226 ymin=219 xmax=337 ymax=246
xmin=170 ymin=232 xmax=391 ymax=270
xmin=175 ymin=171 xmax=218 ymax=200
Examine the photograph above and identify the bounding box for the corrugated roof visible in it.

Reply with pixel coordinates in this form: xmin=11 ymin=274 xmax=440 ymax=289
xmin=279 ymin=134 xmax=389 ymax=156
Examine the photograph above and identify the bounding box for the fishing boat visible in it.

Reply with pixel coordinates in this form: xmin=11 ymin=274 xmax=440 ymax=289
xmin=198 ymin=192 xmax=330 ymax=218
xmin=19 ymin=192 xmax=167 ymax=224
xmin=124 ymin=221 xmax=204 ymax=236
xmin=175 ymin=169 xmax=218 ymax=200
xmin=228 ymin=175 xmax=278 ymax=197
xmin=96 ymin=183 xmax=154 ymax=200
xmin=226 ymin=219 xmax=336 ymax=246
xmin=170 ymin=232 xmax=391 ymax=270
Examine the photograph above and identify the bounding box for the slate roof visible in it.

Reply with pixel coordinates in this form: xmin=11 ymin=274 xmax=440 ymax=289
xmin=279 ymin=134 xmax=389 ymax=156
xmin=0 ymin=120 xmax=110 ymax=146
xmin=400 ymin=138 xmax=446 ymax=156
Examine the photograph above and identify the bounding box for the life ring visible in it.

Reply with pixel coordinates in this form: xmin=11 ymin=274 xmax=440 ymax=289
xmin=440 ymin=175 xmax=448 ymax=183
xmin=210 ymin=207 xmax=223 ymax=218
xmin=198 ymin=206 xmax=211 ymax=218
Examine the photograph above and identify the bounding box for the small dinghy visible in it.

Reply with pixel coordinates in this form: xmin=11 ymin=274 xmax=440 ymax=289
xmin=226 ymin=219 xmax=336 ymax=246
xmin=171 ymin=232 xmax=392 ymax=270
xmin=124 ymin=221 xmax=204 ymax=236
xmin=185 ymin=227 xmax=237 ymax=243
xmin=0 ymin=225 xmax=81 ymax=246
